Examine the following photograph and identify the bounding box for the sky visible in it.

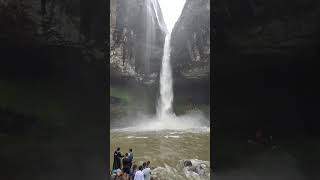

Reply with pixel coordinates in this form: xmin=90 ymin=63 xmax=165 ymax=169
xmin=158 ymin=0 xmax=186 ymax=33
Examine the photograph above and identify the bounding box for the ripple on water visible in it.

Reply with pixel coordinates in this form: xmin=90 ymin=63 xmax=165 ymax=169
xmin=111 ymin=127 xmax=210 ymax=133
xmin=164 ymin=135 xmax=180 ymax=138
xmin=127 ymin=136 xmax=148 ymax=139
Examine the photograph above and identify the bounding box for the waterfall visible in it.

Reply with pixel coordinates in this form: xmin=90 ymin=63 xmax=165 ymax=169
xmin=157 ymin=0 xmax=186 ymax=121
xmin=157 ymin=33 xmax=174 ymax=120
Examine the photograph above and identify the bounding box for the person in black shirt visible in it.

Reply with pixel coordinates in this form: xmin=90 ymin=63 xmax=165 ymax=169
xmin=113 ymin=147 xmax=123 ymax=170
xmin=122 ymin=153 xmax=131 ymax=174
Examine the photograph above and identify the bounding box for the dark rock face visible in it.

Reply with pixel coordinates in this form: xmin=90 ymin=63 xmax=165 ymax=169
xmin=0 ymin=107 xmax=39 ymax=136
xmin=0 ymin=1 xmax=107 ymax=180
xmin=170 ymin=0 xmax=210 ymax=81
xmin=213 ymin=0 xmax=320 ymax=135
xmin=0 ymin=0 xmax=105 ymax=81
xmin=166 ymin=0 xmax=211 ymax=114
xmin=0 ymin=0 xmax=80 ymax=46
xmin=215 ymin=0 xmax=320 ymax=56
xmin=110 ymin=0 xmax=167 ymax=83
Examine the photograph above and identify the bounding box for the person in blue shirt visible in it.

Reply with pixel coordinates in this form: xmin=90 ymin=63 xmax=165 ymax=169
xmin=128 ymin=148 xmax=133 ymax=167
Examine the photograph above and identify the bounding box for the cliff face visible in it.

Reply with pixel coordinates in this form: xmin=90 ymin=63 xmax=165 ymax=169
xmin=0 ymin=0 xmax=80 ymax=46
xmin=213 ymin=0 xmax=320 ymax=135
xmin=0 ymin=0 xmax=106 ymax=82
xmin=0 ymin=1 xmax=107 ymax=180
xmin=170 ymin=0 xmax=210 ymax=82
xmin=110 ymin=0 xmax=167 ymax=84
xmin=215 ymin=0 xmax=320 ymax=57
xmin=0 ymin=0 xmax=107 ymax=138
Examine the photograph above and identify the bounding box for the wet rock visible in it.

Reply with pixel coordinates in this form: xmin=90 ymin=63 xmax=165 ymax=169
xmin=184 ymin=160 xmax=193 ymax=167
xmin=177 ymin=159 xmax=210 ymax=179
xmin=150 ymin=159 xmax=210 ymax=180
xmin=151 ymin=166 xmax=185 ymax=180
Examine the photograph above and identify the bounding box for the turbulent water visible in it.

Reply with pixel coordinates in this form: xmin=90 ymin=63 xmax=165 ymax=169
xmin=110 ymin=128 xmax=210 ymax=179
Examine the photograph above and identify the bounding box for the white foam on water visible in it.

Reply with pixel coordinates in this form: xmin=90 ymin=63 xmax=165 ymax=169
xmin=111 ymin=110 xmax=210 ymax=132
xmin=164 ymin=135 xmax=180 ymax=138
xmin=126 ymin=136 xmax=148 ymax=139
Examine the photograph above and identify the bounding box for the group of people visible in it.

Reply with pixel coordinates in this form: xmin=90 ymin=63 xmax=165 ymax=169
xmin=112 ymin=147 xmax=152 ymax=180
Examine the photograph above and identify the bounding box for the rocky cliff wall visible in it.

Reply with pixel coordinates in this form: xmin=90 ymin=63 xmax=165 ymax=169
xmin=170 ymin=0 xmax=210 ymax=82
xmin=110 ymin=0 xmax=167 ymax=84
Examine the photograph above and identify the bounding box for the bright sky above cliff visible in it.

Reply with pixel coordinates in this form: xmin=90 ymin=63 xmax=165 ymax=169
xmin=158 ymin=0 xmax=186 ymax=33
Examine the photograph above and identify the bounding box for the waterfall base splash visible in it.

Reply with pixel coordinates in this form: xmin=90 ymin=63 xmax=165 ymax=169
xmin=113 ymin=110 xmax=209 ymax=132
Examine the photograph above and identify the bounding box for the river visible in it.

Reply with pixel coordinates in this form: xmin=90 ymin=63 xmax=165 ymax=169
xmin=110 ymin=128 xmax=210 ymax=177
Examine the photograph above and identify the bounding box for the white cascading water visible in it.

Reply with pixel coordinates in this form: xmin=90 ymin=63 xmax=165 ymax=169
xmin=156 ymin=0 xmax=185 ymax=121
xmin=157 ymin=34 xmax=174 ymax=120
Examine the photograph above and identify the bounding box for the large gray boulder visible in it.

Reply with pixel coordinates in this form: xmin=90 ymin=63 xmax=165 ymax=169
xmin=150 ymin=159 xmax=210 ymax=180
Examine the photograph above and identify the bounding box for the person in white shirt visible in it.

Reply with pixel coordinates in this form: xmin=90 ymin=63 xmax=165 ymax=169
xmin=134 ymin=166 xmax=144 ymax=180
xmin=142 ymin=161 xmax=151 ymax=180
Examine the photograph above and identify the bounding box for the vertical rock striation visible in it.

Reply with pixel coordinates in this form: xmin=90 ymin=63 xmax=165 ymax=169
xmin=110 ymin=0 xmax=167 ymax=83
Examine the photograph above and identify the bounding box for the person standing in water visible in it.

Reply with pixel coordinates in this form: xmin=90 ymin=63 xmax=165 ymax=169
xmin=113 ymin=147 xmax=123 ymax=170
